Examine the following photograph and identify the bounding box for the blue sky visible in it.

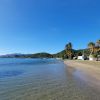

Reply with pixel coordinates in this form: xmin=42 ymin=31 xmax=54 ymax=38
xmin=0 ymin=0 xmax=100 ymax=54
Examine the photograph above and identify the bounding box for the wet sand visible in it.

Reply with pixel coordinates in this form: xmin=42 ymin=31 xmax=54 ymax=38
xmin=64 ymin=60 xmax=100 ymax=91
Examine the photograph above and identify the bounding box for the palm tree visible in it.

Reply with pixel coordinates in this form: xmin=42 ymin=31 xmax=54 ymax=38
xmin=65 ymin=42 xmax=73 ymax=59
xmin=65 ymin=42 xmax=72 ymax=50
xmin=96 ymin=40 xmax=100 ymax=47
xmin=95 ymin=40 xmax=100 ymax=61
xmin=88 ymin=42 xmax=95 ymax=54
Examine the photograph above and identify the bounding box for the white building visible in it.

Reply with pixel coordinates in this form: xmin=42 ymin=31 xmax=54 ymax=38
xmin=78 ymin=55 xmax=85 ymax=60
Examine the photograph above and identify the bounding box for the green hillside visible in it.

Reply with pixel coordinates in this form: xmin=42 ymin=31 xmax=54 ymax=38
xmin=53 ymin=49 xmax=90 ymax=58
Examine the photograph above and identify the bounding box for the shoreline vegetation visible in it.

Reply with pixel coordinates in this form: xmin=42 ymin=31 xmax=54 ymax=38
xmin=0 ymin=40 xmax=100 ymax=61
xmin=64 ymin=60 xmax=100 ymax=91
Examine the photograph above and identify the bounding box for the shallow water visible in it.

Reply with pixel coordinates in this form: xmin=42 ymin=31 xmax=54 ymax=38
xmin=0 ymin=58 xmax=100 ymax=100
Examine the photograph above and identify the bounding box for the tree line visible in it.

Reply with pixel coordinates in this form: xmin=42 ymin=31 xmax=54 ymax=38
xmin=63 ymin=39 xmax=100 ymax=60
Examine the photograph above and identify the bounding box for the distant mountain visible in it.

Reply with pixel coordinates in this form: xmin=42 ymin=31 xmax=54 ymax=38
xmin=53 ymin=50 xmax=66 ymax=58
xmin=0 ymin=49 xmax=90 ymax=58
xmin=28 ymin=53 xmax=53 ymax=58
xmin=0 ymin=53 xmax=53 ymax=58
xmin=0 ymin=53 xmax=26 ymax=58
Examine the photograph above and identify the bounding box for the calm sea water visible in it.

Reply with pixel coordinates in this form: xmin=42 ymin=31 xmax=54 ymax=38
xmin=0 ymin=58 xmax=100 ymax=100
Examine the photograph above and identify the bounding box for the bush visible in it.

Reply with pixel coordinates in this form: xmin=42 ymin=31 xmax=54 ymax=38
xmin=89 ymin=54 xmax=97 ymax=58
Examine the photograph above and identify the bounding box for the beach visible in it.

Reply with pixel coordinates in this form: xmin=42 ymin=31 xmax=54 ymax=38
xmin=64 ymin=60 xmax=100 ymax=91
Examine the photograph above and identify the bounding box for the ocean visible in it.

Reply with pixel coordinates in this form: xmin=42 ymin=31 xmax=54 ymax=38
xmin=0 ymin=58 xmax=100 ymax=100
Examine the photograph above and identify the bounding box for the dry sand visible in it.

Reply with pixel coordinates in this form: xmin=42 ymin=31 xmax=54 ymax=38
xmin=64 ymin=60 xmax=100 ymax=91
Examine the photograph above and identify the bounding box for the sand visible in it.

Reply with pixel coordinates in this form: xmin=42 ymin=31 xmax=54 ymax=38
xmin=64 ymin=60 xmax=100 ymax=91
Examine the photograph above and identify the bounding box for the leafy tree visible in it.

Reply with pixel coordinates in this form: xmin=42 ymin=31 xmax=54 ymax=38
xmin=96 ymin=40 xmax=100 ymax=47
xmin=65 ymin=42 xmax=73 ymax=59
xmin=88 ymin=42 xmax=95 ymax=54
xmin=78 ymin=52 xmax=82 ymax=56
xmin=95 ymin=40 xmax=100 ymax=55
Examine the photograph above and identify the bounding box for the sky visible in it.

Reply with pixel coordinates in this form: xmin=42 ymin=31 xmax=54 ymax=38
xmin=0 ymin=0 xmax=100 ymax=54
